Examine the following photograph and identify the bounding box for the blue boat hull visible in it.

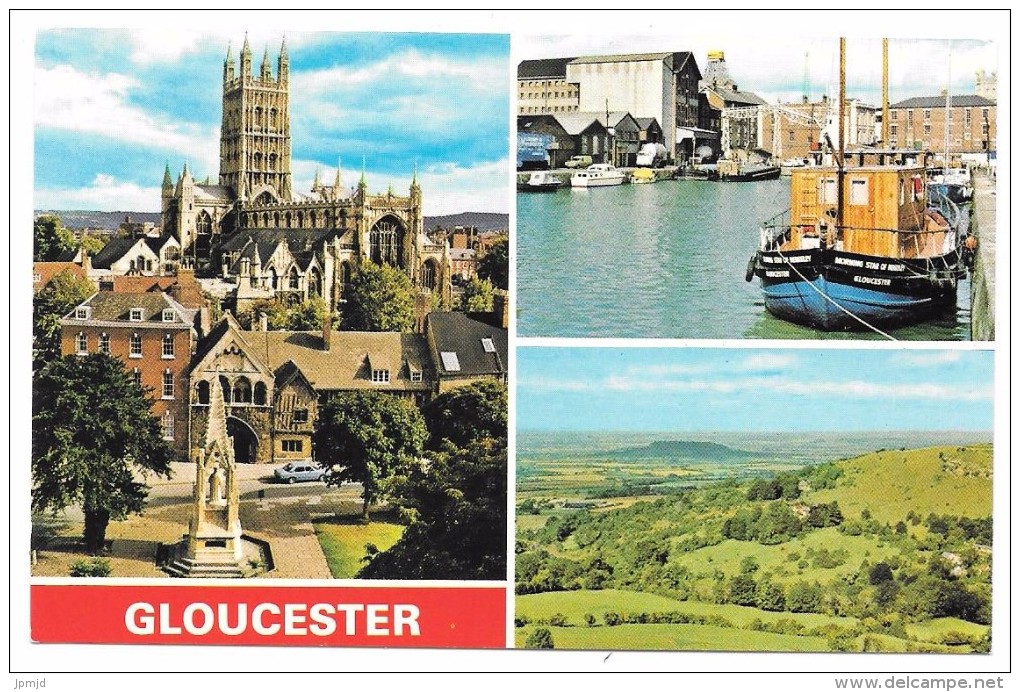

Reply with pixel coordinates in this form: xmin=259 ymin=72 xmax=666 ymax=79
xmin=754 ymin=249 xmax=962 ymax=331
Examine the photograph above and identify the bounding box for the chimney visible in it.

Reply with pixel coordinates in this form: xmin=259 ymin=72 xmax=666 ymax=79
xmin=322 ymin=311 xmax=331 ymax=351
xmin=493 ymin=289 xmax=509 ymax=329
xmin=258 ymin=311 xmax=268 ymax=332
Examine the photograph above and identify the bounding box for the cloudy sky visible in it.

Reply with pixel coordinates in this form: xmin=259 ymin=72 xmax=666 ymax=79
xmin=30 ymin=27 xmax=509 ymax=216
xmin=517 ymin=31 xmax=999 ymax=107
xmin=518 ymin=347 xmax=994 ymax=433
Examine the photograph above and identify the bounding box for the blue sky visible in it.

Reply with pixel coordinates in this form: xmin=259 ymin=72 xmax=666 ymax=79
xmin=517 ymin=348 xmax=994 ymax=433
xmin=33 ymin=29 xmax=509 ymax=215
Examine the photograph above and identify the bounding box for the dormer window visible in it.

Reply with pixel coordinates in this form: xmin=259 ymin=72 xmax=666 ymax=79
xmin=410 ymin=369 xmax=423 ymax=383
xmin=371 ymin=369 xmax=390 ymax=384
xmin=129 ymin=308 xmax=143 ymax=322
xmin=440 ymin=352 xmax=461 ymax=372
xmin=162 ymin=309 xmax=175 ymax=322
xmin=481 ymin=337 xmax=496 ymax=353
xmin=75 ymin=306 xmax=90 ymax=320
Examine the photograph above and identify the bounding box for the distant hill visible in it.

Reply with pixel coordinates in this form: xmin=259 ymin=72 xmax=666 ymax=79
xmin=36 ymin=209 xmax=508 ymax=234
xmin=35 ymin=210 xmax=160 ymax=231
xmin=423 ymin=212 xmax=508 ymax=233
xmin=604 ymin=439 xmax=759 ymax=463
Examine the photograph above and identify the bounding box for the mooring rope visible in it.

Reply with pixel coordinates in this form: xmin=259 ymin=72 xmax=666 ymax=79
xmin=775 ymin=243 xmax=898 ymax=341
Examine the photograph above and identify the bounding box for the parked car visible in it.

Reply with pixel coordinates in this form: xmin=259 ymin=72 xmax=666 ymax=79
xmin=564 ymin=155 xmax=593 ymax=169
xmin=274 ymin=462 xmax=326 ymax=484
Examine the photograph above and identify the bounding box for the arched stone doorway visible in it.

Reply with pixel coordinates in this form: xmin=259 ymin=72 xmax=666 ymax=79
xmin=226 ymin=416 xmax=258 ymax=464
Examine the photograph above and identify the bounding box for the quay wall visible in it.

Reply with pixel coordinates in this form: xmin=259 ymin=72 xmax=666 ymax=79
xmin=970 ymin=171 xmax=996 ymax=341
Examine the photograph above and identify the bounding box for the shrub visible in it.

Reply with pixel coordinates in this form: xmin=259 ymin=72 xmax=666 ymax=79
xmin=69 ymin=557 xmax=111 ymax=577
xmin=524 ymin=628 xmax=554 ymax=649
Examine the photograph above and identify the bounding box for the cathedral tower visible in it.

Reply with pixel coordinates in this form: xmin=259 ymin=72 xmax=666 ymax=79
xmin=219 ymin=36 xmax=292 ymax=204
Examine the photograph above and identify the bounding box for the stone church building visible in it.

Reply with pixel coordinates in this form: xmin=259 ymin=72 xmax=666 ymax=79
xmin=160 ymin=36 xmax=451 ymax=314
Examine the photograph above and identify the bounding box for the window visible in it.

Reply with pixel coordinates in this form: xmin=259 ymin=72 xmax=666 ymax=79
xmin=890 ymin=124 xmax=898 ymax=137
xmin=410 ymin=370 xmax=423 ymax=383
xmin=965 ymin=109 xmax=972 ymax=125
xmin=923 ymin=109 xmax=931 ymax=121
xmin=75 ymin=307 xmax=89 ymax=319
xmin=132 ymin=368 xmax=142 ymax=388
xmin=130 ymin=333 xmax=142 ymax=358
xmin=371 ymin=369 xmax=390 ymax=384
xmin=162 ymin=370 xmax=174 ymax=399
xmin=196 ymin=380 xmax=210 ymax=405
xmin=282 ymin=440 xmax=303 ymax=453
xmin=849 ymin=178 xmax=869 ymax=206
xmin=924 ymin=124 xmax=931 ymax=136
xmin=819 ymin=177 xmax=838 ymax=205
xmin=293 ymin=408 xmax=309 ymax=424
xmin=890 ymin=110 xmax=898 ymax=121
xmin=161 ymin=412 xmax=174 ymax=441
xmin=99 ymin=333 xmax=110 ymax=354
xmin=76 ymin=332 xmax=88 ymax=355
xmin=162 ymin=309 xmax=175 ymax=322
xmin=162 ymin=333 xmax=175 ymax=358
xmin=481 ymin=338 xmax=496 ymax=353
xmin=129 ymin=308 xmax=143 ymax=322
xmin=440 ymin=351 xmax=461 ymax=372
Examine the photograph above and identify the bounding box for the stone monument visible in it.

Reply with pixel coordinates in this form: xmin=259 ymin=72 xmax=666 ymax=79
xmin=163 ymin=371 xmax=250 ymax=577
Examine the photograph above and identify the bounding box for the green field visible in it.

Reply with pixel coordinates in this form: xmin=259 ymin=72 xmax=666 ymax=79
xmin=515 ymin=443 xmax=993 ymax=653
xmin=312 ymin=516 xmax=404 ymax=578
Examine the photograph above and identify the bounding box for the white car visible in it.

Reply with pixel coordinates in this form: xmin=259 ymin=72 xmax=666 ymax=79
xmin=274 ymin=462 xmax=326 ymax=484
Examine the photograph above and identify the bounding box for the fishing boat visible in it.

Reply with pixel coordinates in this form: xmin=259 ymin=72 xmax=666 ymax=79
xmin=927 ymin=167 xmax=974 ymax=204
xmin=745 ymin=39 xmax=972 ymax=333
xmin=518 ymin=170 xmax=563 ymax=192
xmin=570 ymin=163 xmax=625 ymax=188
xmin=708 ymin=160 xmax=781 ymax=182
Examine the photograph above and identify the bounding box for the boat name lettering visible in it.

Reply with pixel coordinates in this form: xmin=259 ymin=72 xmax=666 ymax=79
xmin=852 ymin=275 xmax=893 ymax=286
xmin=784 ymin=255 xmax=812 ymax=264
xmin=765 ymin=270 xmax=790 ymax=278
xmin=834 ymin=256 xmax=865 ymax=268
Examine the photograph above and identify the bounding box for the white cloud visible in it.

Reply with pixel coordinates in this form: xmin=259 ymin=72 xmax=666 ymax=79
xmin=35 ymin=174 xmax=160 ymax=212
xmin=34 ymin=64 xmax=218 ymax=163
xmin=891 ymin=351 xmax=963 ymax=367
xmin=294 ymin=50 xmax=505 ymax=93
xmin=419 ymin=159 xmax=509 ymax=215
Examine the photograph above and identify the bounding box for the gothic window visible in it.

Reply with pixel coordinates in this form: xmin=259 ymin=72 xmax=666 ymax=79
xmin=219 ymin=376 xmax=232 ymax=404
xmin=255 ymin=106 xmax=263 ymax=128
xmin=270 ymin=109 xmax=277 ymax=128
xmin=310 ymin=211 xmax=317 ymax=228
xmin=196 ymin=380 xmax=210 ymax=405
xmin=288 ymin=267 xmax=300 ymax=290
xmin=308 ymin=268 xmax=322 ymax=297
xmin=421 ymin=260 xmax=437 ymax=290
xmin=369 ymin=219 xmax=404 ymax=268
xmin=253 ymin=382 xmax=267 ymax=406
xmin=196 ymin=211 xmax=213 ymax=258
xmin=285 ymin=212 xmax=292 ymax=228
xmin=255 ymin=191 xmax=275 ymax=206
xmin=268 ymin=153 xmax=276 ymax=171
xmin=274 ymin=212 xmax=281 ymax=226
xmin=232 ymin=377 xmax=252 ymax=404
xmin=262 ymin=212 xmax=269 ymax=228
xmin=297 ymin=211 xmax=304 ymax=228
xmin=254 ymin=152 xmax=263 ymax=171
xmin=339 ymin=262 xmax=352 ymax=288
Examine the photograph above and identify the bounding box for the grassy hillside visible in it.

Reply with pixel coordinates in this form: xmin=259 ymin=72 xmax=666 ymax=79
xmin=515 ymin=445 xmax=993 ymax=653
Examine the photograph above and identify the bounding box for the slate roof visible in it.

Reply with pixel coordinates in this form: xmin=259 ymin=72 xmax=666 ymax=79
xmin=712 ymin=87 xmax=767 ymax=106
xmin=62 ymin=290 xmax=196 ymax=327
xmin=90 ymin=237 xmax=147 ymax=269
xmin=194 ymin=184 xmax=234 ymax=202
xmin=425 ymin=312 xmax=508 ymax=379
xmin=240 ymin=330 xmax=433 ymax=392
xmin=220 ymin=228 xmax=336 ymax=273
xmin=635 ymin=117 xmax=661 ymax=130
xmin=517 ymin=57 xmax=576 ymax=80
xmin=570 ymin=52 xmax=676 ymax=64
xmin=890 ymin=95 xmax=995 ymax=108
xmin=552 ymin=113 xmax=605 ymax=136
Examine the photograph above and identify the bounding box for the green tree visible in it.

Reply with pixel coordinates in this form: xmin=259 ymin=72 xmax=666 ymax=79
xmin=32 ymin=354 xmax=175 ymax=554
xmin=357 ymin=439 xmax=507 ymax=580
xmin=476 ymin=236 xmax=508 ymax=290
xmin=755 ymin=580 xmax=787 ymax=612
xmin=525 ymin=627 xmax=554 ymax=649
xmin=460 ymin=277 xmax=494 ymax=313
xmin=34 ymin=214 xmax=76 ymax=261
xmin=286 ymin=296 xmax=330 ymax=330
xmin=422 ymin=380 xmax=507 ymax=450
xmin=340 ymin=262 xmax=416 ymax=332
xmin=728 ymin=573 xmax=758 ymax=606
xmin=313 ymin=391 xmax=427 ymax=521
xmin=33 ymin=270 xmax=96 ymax=370
xmin=237 ymin=298 xmax=290 ymax=330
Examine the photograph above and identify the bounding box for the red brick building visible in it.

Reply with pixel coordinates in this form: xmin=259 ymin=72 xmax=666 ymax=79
xmin=60 ymin=291 xmax=201 ymax=458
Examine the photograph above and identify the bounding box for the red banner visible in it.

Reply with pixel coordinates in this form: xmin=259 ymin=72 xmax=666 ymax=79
xmin=31 ymin=584 xmax=506 ymax=648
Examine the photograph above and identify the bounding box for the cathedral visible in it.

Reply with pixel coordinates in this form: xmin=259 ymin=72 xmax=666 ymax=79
xmin=160 ymin=36 xmax=452 ymax=313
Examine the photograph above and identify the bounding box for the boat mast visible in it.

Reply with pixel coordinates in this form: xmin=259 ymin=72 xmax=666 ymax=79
xmin=837 ymin=37 xmax=846 ymax=232
xmin=882 ymin=39 xmax=890 ymax=145
xmin=944 ymin=44 xmax=952 ymax=168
